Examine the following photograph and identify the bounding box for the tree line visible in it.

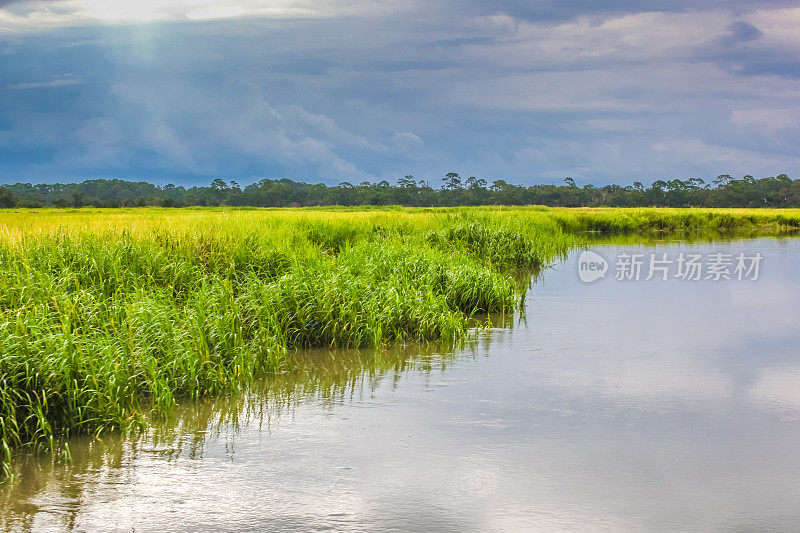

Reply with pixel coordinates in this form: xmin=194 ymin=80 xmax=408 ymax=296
xmin=0 ymin=173 xmax=798 ymax=209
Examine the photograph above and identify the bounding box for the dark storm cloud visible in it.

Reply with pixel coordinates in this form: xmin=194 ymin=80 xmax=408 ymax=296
xmin=723 ymin=21 xmax=763 ymax=44
xmin=700 ymin=19 xmax=800 ymax=79
xmin=1 ymin=2 xmax=799 ymax=184
xmin=447 ymin=0 xmax=800 ymax=22
xmin=0 ymin=0 xmax=64 ymax=7
xmin=728 ymin=56 xmax=800 ymax=79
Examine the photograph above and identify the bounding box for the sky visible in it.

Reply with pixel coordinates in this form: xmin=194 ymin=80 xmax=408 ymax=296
xmin=0 ymin=1 xmax=799 ymax=186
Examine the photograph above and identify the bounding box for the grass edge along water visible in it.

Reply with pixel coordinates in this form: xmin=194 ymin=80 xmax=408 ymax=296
xmin=1 ymin=206 xmax=799 ymax=479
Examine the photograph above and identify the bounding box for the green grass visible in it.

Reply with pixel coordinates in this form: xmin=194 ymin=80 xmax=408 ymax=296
xmin=0 ymin=205 xmax=798 ymax=479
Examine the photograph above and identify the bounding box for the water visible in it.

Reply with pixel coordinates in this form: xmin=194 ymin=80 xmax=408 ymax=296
xmin=3 ymin=238 xmax=800 ymax=532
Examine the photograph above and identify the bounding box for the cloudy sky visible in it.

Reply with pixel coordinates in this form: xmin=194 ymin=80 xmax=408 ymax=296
xmin=1 ymin=0 xmax=799 ymax=186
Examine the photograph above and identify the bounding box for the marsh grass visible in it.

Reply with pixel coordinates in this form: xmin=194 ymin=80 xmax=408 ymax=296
xmin=0 ymin=205 xmax=798 ymax=478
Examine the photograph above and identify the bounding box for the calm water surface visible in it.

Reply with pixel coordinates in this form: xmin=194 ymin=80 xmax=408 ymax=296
xmin=3 ymin=238 xmax=800 ymax=532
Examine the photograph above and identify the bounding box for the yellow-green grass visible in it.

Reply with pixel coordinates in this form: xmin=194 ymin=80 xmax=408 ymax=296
xmin=0 ymin=206 xmax=798 ymax=478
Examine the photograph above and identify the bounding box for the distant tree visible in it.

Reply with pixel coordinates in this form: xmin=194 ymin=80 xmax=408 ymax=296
xmin=397 ymin=175 xmax=417 ymax=189
xmin=3 ymin=173 xmax=800 ymax=209
xmin=17 ymin=198 xmax=43 ymax=208
xmin=210 ymin=178 xmax=228 ymax=191
xmin=442 ymin=172 xmax=463 ymax=190
xmin=713 ymin=174 xmax=733 ymax=187
xmin=0 ymin=186 xmax=17 ymax=208
xmin=465 ymin=176 xmax=487 ymax=190
xmin=490 ymin=179 xmax=510 ymax=192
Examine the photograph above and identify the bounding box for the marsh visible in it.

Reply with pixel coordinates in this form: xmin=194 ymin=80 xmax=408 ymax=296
xmin=3 ymin=235 xmax=798 ymax=532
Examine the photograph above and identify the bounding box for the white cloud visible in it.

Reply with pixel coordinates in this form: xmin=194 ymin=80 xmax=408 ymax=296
xmin=87 ymin=79 xmax=370 ymax=177
xmin=289 ymin=105 xmax=386 ymax=152
xmin=449 ymin=69 xmax=653 ymax=112
xmin=390 ymin=131 xmax=423 ymax=150
xmin=748 ymin=7 xmax=800 ymax=46
xmin=6 ymin=73 xmax=81 ymax=89
xmin=731 ymin=108 xmax=800 ymax=132
xmin=649 ymin=139 xmax=800 ymax=170
xmin=462 ymin=10 xmax=729 ymax=71
xmin=0 ymin=0 xmax=405 ymax=32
